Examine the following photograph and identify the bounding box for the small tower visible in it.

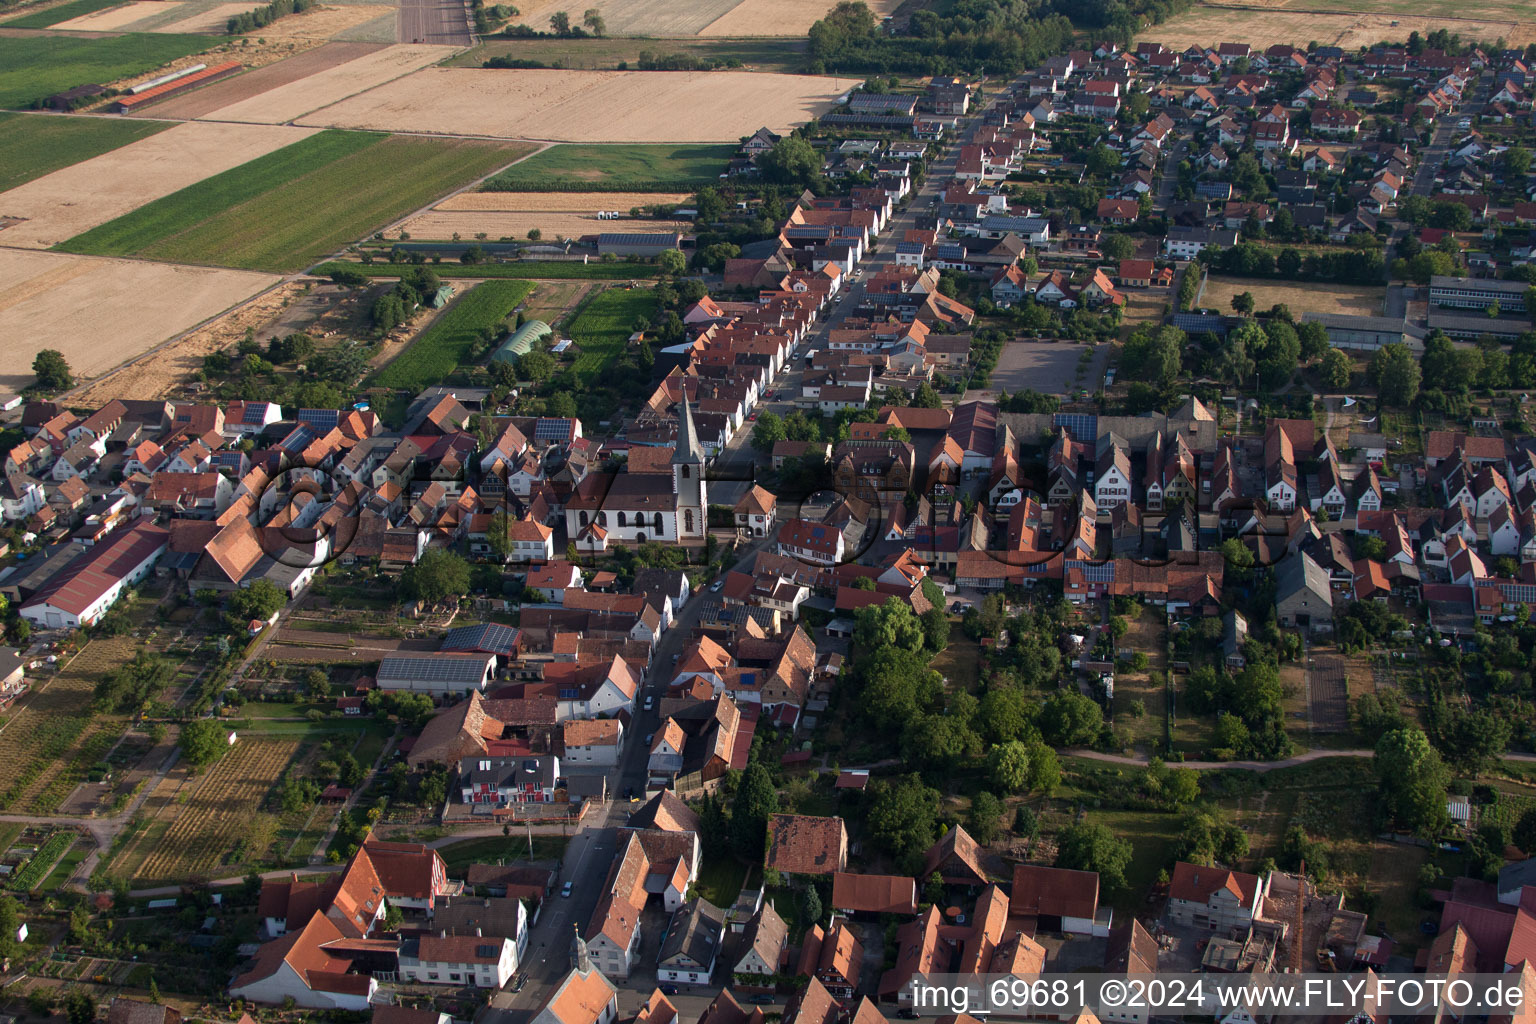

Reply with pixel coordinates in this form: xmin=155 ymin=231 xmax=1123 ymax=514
xmin=571 ymin=923 xmax=592 ymax=973
xmin=672 ymin=390 xmax=706 ymax=540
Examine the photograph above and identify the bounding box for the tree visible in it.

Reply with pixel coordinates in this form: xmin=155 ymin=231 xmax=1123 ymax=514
xmin=1085 ymin=144 xmax=1120 ymax=178
xmin=1374 ymin=727 xmax=1450 ymax=837
xmin=1037 ymin=690 xmax=1104 ymax=746
xmin=1319 ymin=348 xmax=1351 ymax=389
xmin=969 ymin=792 xmax=1003 ymax=844
xmin=1231 ymin=291 xmax=1255 ymax=315
xmin=548 ymin=9 xmax=569 ymax=32
xmin=911 ymin=380 xmax=943 ymax=408
xmin=1507 ymin=145 xmax=1533 ymax=176
xmin=1055 ymin=821 xmax=1133 ymax=891
xmin=1515 ymin=808 xmax=1536 ymax=856
xmin=1119 ymin=324 xmax=1185 ymax=387
xmin=581 ymin=6 xmax=604 ymax=33
xmin=802 ymin=885 xmax=822 ymax=925
xmin=32 ymin=349 xmax=73 ymax=391
xmin=1370 ymin=343 xmax=1421 ymax=407
xmin=1101 ymin=234 xmax=1137 ymax=262
xmin=751 ymin=411 xmax=787 ymax=451
xmin=1026 ymin=740 xmax=1061 ymax=794
xmin=399 ymin=549 xmax=470 ymax=606
xmin=758 ymin=136 xmax=821 ymax=189
xmin=853 ymin=598 xmax=925 ymax=653
xmin=547 ymin=392 xmax=577 ymax=418
xmin=517 ymin=349 xmax=555 ymax=382
xmin=229 ymin=579 xmax=285 ymax=623
xmin=180 ymin=718 xmax=230 ymax=770
xmin=987 ymin=740 xmax=1031 ymax=792
xmin=731 ymin=761 xmax=777 ymax=860
xmin=63 ymin=992 xmax=94 ymax=1024
xmin=866 ymin=774 xmax=940 ymax=873
xmin=657 ymin=249 xmax=686 ymax=276
xmin=0 ymin=895 xmax=20 ymax=962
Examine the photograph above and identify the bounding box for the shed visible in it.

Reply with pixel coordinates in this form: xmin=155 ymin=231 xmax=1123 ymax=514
xmin=430 ymin=285 xmax=456 ymax=308
xmin=490 ymin=320 xmax=552 ymax=365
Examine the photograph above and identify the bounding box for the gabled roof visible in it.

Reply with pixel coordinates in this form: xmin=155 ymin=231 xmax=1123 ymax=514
xmin=1168 ymin=861 xmax=1260 ymax=908
xmin=1010 ymin=864 xmax=1100 ymax=920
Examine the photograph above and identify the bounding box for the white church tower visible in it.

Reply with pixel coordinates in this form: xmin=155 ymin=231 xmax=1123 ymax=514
xmin=672 ymin=392 xmax=707 ymax=541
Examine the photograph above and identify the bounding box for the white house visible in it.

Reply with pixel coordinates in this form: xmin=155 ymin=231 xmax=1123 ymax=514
xmin=562 ymin=718 xmax=624 ymax=768
xmin=656 ymin=898 xmax=726 ymax=985
xmin=399 ymin=934 xmax=519 ymax=988
xmin=0 ymin=475 xmax=46 ymax=522
xmin=20 ymin=521 xmax=168 ymax=630
xmin=229 ymin=914 xmax=377 ymax=1010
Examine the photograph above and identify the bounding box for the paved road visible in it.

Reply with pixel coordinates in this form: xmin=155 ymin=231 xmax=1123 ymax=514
xmin=398 ymin=0 xmax=471 ymax=45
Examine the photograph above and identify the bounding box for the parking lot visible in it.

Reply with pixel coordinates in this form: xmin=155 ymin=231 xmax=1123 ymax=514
xmin=981 ymin=339 xmax=1109 ymax=397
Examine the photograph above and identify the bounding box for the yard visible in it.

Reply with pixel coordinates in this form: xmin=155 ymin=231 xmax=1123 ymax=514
xmin=61 ymin=132 xmax=535 ymax=272
xmin=368 ymin=279 xmax=534 ymax=392
xmin=565 ymin=286 xmax=659 ymax=385
xmin=1200 ymin=275 xmax=1387 ymax=318
xmin=481 ymin=143 xmax=737 ymax=192
xmin=0 ymin=33 xmax=211 ymax=110
xmin=437 ymin=834 xmax=569 ymax=875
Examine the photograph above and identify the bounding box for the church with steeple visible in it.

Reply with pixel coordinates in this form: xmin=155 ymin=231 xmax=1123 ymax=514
xmin=566 ymin=395 xmax=708 ymax=550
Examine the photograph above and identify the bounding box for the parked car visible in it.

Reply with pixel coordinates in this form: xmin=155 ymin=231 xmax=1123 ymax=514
xmin=561 ymin=881 xmax=573 ymax=898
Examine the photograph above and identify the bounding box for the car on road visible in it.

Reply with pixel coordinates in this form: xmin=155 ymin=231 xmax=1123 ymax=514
xmin=644 ymin=733 xmax=654 ymax=745
xmin=710 ymin=579 xmax=724 ymax=592
xmin=643 ymin=694 xmax=654 ymax=712
xmin=561 ymin=881 xmax=573 ymax=898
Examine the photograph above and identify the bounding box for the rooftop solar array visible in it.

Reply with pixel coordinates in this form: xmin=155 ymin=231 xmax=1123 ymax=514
xmin=1054 ymin=412 xmax=1098 ymax=443
xmin=378 ymin=653 xmax=490 ymax=685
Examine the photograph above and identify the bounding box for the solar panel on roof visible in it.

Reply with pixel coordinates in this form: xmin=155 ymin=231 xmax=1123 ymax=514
xmin=278 ymin=426 xmax=317 ymax=452
xmin=1054 ymin=413 xmax=1098 ymax=443
xmin=297 ymin=409 xmax=340 ymax=429
xmin=379 ymin=654 xmax=488 ymax=684
xmin=534 ymin=419 xmax=570 ymax=441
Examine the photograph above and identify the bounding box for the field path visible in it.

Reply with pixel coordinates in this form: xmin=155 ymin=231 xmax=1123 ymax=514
xmin=1065 ymin=747 xmax=1536 ymax=770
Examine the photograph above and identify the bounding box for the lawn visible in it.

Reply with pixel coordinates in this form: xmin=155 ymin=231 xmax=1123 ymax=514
xmin=438 ymin=833 xmax=568 ymax=875
xmin=483 ymin=143 xmax=736 ymax=192
xmin=0 ymin=34 xmax=210 ymax=110
xmin=0 ymin=112 xmax=169 ymax=192
xmin=566 ymin=286 xmax=658 ymax=384
xmin=1201 ymin=275 xmax=1386 ymax=318
xmin=38 ymin=837 xmax=88 ymax=891
xmin=694 ymin=857 xmax=748 ymax=909
xmin=930 ymin=637 xmax=981 ymax=693
xmin=369 ymin=279 xmax=534 ymax=392
xmin=313 ymin=260 xmax=659 ymax=281
xmin=448 ymin=36 xmax=808 ymax=74
xmin=3 ymin=0 xmax=124 ymax=26
xmin=62 ymin=133 xmax=534 ymax=272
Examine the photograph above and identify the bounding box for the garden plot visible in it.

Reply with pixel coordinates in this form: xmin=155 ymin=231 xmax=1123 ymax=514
xmin=0 ymin=120 xmax=314 ymax=248
xmin=0 ymin=249 xmax=275 ymax=391
xmin=402 ymin=190 xmax=693 ymax=241
xmin=295 ymin=67 xmax=861 ymax=142
xmin=196 ymin=42 xmax=457 ymax=124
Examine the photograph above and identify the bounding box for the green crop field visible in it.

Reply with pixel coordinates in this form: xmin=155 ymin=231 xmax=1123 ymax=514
xmin=0 ymin=112 xmax=169 ymax=192
xmin=567 ymin=287 xmax=658 ymax=384
xmin=4 ymin=0 xmax=125 ymax=27
xmin=0 ymin=34 xmax=210 ymax=110
xmin=482 ymin=143 xmax=734 ymax=192
xmin=60 ymin=132 xmax=534 ymax=272
xmin=312 ymin=260 xmax=660 ymax=281
xmin=370 ymin=279 xmax=534 ymax=392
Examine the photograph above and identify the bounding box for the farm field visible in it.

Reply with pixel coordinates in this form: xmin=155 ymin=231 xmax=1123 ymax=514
xmin=129 ymin=40 xmax=382 ymax=119
xmin=0 ymin=112 xmax=169 ymax=192
xmin=45 ymin=0 xmax=174 ymax=29
xmin=2 ymin=0 xmax=127 ymax=28
xmin=196 ymin=42 xmax=458 ymax=124
xmin=121 ymin=738 xmax=302 ymax=882
xmin=401 ymin=191 xmax=693 ymax=242
xmin=0 ymin=32 xmax=211 ymax=108
xmin=0 ymin=249 xmax=276 ymax=391
xmin=312 ymin=259 xmax=660 ymax=280
xmin=1141 ymin=2 xmax=1535 ymax=49
xmin=697 ymin=0 xmax=899 ymax=35
xmin=0 ymin=120 xmax=315 ymax=249
xmin=370 ymin=278 xmax=534 ymax=391
xmin=510 ymin=0 xmax=738 ymax=35
xmin=482 ymin=143 xmax=733 ymax=191
xmin=296 ymin=67 xmax=863 ymax=142
xmin=61 ymin=132 xmax=532 ymax=272
xmin=152 ymin=0 xmax=266 ymax=33
xmin=449 ymin=35 xmax=807 ymax=73
xmin=1200 ymin=275 xmax=1387 ymax=318
xmin=567 ymin=286 xmax=658 ymax=384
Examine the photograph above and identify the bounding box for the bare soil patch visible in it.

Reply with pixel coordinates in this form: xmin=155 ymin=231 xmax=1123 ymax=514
xmin=150 ymin=0 xmax=264 ymax=32
xmin=403 ymin=189 xmax=692 ymax=240
xmin=247 ymin=0 xmax=394 ymax=41
xmin=0 ymin=249 xmax=277 ymax=391
xmin=1142 ymin=4 xmax=1535 ymax=49
xmin=129 ymin=40 xmax=382 ymax=118
xmin=697 ymin=0 xmax=899 ymax=36
xmin=198 ymin=41 xmax=453 ymax=123
xmin=0 ymin=120 xmax=316 ymax=249
xmin=297 ymin=67 xmax=861 ymax=141
xmin=1201 ymin=274 xmax=1386 ymax=317
xmin=49 ymin=0 xmax=182 ymax=30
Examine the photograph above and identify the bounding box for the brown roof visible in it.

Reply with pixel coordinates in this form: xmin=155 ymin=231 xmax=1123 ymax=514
xmin=1168 ymin=861 xmax=1259 ymax=908
xmin=1010 ymin=864 xmax=1100 ymax=921
xmin=832 ymin=872 xmax=918 ymax=915
xmin=372 ymin=1007 xmax=442 ymax=1024
xmin=625 ymin=789 xmax=701 ymax=833
xmin=785 ymin=976 xmax=841 ymax=1024
xmin=740 ymin=902 xmax=789 ymax=969
xmin=418 ymin=933 xmax=507 ymax=964
xmin=736 ymin=485 xmax=777 ymax=516
xmin=538 ymin=967 xmax=617 ymax=1024
xmin=921 ymin=825 xmax=988 ymax=884
xmin=1105 ymin=918 xmax=1158 ymax=973
xmin=766 ymin=814 xmax=847 ymax=876
xmin=107 ymin=1000 xmax=179 ymax=1024
xmin=563 ymin=718 xmax=622 ymax=748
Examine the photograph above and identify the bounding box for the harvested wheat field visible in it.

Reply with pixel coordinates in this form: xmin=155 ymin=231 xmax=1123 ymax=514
xmin=0 ymin=250 xmax=277 ymax=391
xmin=131 ymin=40 xmax=382 ymax=118
xmin=1201 ymin=275 xmax=1387 ymax=317
xmin=698 ymin=0 xmax=899 ymax=36
xmin=401 ymin=190 xmax=693 ymax=240
xmin=151 ymin=0 xmax=265 ymax=32
xmin=198 ymin=42 xmax=454 ymax=123
xmin=1142 ymin=4 xmax=1535 ymax=49
xmin=72 ymin=280 xmax=303 ymax=404
xmin=244 ymin=1 xmax=395 ymax=41
xmin=510 ymin=0 xmax=738 ymax=35
xmin=300 ymin=67 xmax=860 ymax=141
xmin=0 ymin=121 xmax=315 ymax=249
xmin=49 ymin=0 xmax=182 ymax=30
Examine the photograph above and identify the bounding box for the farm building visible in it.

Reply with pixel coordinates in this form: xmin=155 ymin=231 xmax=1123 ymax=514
xmin=596 ymin=233 xmax=681 ymax=257
xmin=18 ymin=520 xmax=168 ymax=630
xmin=110 ymin=62 xmax=243 ymax=113
xmin=491 ymin=320 xmax=552 ymax=365
xmin=1300 ymin=312 xmax=1427 ymax=354
xmin=377 ymin=652 xmax=496 ymax=695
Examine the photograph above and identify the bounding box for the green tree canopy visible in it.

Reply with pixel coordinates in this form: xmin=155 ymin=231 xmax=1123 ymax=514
xmin=180 ymin=718 xmax=230 ymax=770
xmin=1373 ymin=727 xmax=1450 ymax=837
xmin=1054 ymin=821 xmax=1132 ymax=890
xmin=400 ymin=549 xmax=470 ymax=605
xmin=32 ymin=349 xmax=73 ymax=391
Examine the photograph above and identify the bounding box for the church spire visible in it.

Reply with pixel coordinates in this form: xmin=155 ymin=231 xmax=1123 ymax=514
xmin=672 ymin=389 xmax=704 ymax=465
xmin=572 ymin=923 xmax=591 ymax=973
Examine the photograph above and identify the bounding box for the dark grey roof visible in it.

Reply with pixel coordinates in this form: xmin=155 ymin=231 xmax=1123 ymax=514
xmin=442 ymin=622 xmax=521 ymax=656
xmin=597 ymin=233 xmax=681 ymax=246
xmin=379 ymin=652 xmax=494 ymax=686
xmin=432 ymin=895 xmax=527 ymax=940
xmin=659 ymin=898 xmax=726 ymax=970
xmin=458 ymin=754 xmax=559 ymax=790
